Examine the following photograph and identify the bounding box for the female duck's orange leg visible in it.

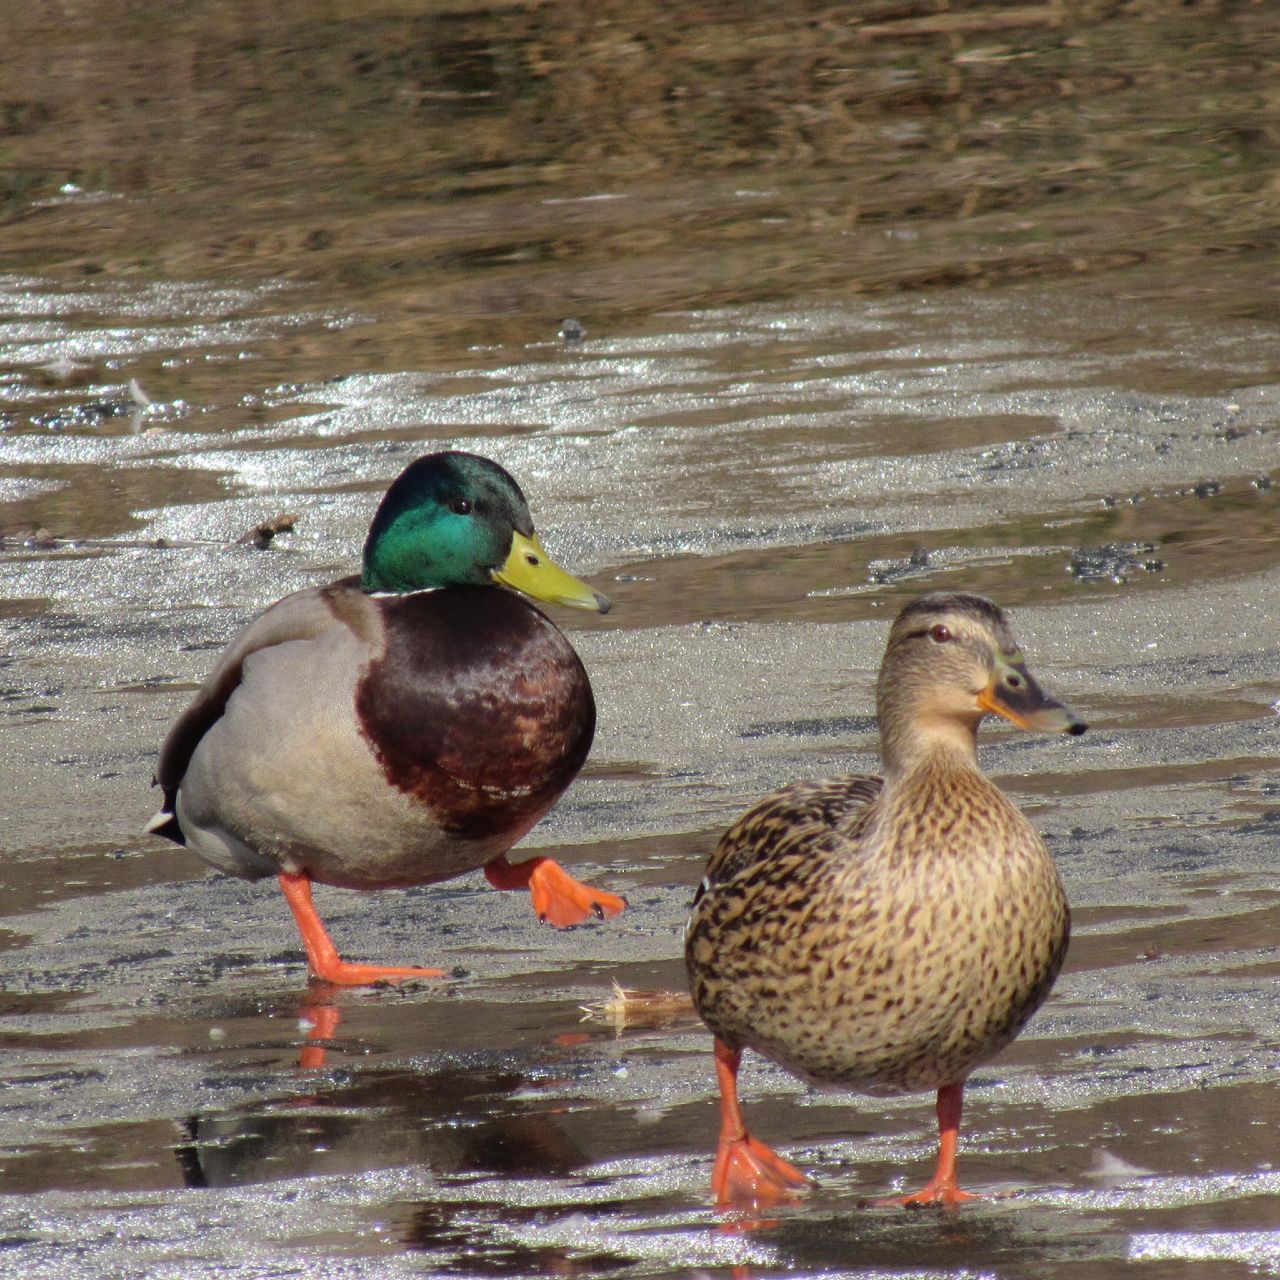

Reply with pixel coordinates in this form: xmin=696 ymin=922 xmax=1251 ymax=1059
xmin=278 ymin=872 xmax=447 ymax=986
xmin=711 ymin=1038 xmax=810 ymax=1207
xmin=875 ymin=1081 xmax=979 ymax=1207
xmin=484 ymin=854 xmax=626 ymax=928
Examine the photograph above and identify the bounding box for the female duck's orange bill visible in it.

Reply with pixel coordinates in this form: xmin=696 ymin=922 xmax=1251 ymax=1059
xmin=976 ymin=655 xmax=1087 ymax=736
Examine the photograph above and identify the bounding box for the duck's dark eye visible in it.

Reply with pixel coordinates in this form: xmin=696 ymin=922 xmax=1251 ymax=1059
xmin=450 ymin=497 xmax=473 ymax=515
xmin=929 ymin=624 xmax=953 ymax=643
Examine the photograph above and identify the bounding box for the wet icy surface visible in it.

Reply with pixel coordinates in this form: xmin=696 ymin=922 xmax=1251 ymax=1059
xmin=3 ymin=269 xmax=1280 ymax=1277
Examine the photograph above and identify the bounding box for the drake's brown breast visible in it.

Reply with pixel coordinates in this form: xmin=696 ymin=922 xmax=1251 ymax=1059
xmin=354 ymin=587 xmax=595 ymax=841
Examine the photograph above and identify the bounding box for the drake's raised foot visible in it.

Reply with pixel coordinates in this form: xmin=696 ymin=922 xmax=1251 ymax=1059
xmin=485 ymin=854 xmax=627 ymax=928
xmin=529 ymin=860 xmax=627 ymax=927
xmin=713 ymin=1134 xmax=810 ymax=1208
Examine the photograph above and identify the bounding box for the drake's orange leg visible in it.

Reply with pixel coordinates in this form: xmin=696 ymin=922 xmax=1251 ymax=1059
xmin=711 ymin=1038 xmax=810 ymax=1208
xmin=875 ymin=1081 xmax=979 ymax=1208
xmin=484 ymin=854 xmax=626 ymax=928
xmin=278 ymin=873 xmax=446 ymax=986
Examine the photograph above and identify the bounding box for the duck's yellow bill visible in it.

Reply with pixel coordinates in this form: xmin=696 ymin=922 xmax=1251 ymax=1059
xmin=493 ymin=531 xmax=611 ymax=613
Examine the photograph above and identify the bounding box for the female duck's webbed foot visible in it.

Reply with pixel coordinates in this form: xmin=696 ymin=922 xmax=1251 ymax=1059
xmin=484 ymin=854 xmax=627 ymax=928
xmin=279 ymin=873 xmax=447 ymax=986
xmin=875 ymin=1179 xmax=979 ymax=1209
xmin=872 ymin=1082 xmax=979 ymax=1209
xmin=714 ymin=1133 xmax=810 ymax=1207
xmin=712 ymin=1039 xmax=811 ymax=1208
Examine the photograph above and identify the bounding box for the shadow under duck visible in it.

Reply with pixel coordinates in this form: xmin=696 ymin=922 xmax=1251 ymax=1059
xmin=149 ymin=450 xmax=625 ymax=986
xmin=685 ymin=591 xmax=1086 ymax=1207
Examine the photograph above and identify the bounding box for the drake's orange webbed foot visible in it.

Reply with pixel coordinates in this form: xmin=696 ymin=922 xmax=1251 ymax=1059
xmin=484 ymin=854 xmax=627 ymax=928
xmin=713 ymin=1133 xmax=810 ymax=1208
xmin=279 ymin=873 xmax=447 ymax=987
xmin=307 ymin=957 xmax=447 ymax=986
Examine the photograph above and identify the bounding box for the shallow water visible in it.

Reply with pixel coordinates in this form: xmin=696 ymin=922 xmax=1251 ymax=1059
xmin=3 ymin=3 xmax=1280 ymax=1277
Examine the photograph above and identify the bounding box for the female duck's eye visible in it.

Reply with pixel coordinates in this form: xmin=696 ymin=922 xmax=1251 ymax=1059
xmin=929 ymin=624 xmax=953 ymax=643
xmin=450 ymin=497 xmax=473 ymax=515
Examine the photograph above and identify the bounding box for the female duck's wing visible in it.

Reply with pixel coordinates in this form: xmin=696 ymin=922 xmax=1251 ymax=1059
xmin=694 ymin=773 xmax=884 ymax=903
xmin=148 ymin=578 xmax=364 ymax=843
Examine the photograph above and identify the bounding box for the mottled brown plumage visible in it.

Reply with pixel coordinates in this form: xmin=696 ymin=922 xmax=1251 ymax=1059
xmin=685 ymin=591 xmax=1086 ymax=1207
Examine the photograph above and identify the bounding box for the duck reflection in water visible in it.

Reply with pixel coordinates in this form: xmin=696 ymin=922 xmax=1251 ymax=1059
xmin=177 ymin=1035 xmax=586 ymax=1191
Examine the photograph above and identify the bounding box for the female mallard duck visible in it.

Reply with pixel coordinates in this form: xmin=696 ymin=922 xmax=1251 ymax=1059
xmin=148 ymin=450 xmax=625 ymax=986
xmin=685 ymin=592 xmax=1086 ymax=1207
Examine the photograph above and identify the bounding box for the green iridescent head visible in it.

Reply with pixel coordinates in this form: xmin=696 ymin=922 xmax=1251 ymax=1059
xmin=361 ymin=451 xmax=610 ymax=612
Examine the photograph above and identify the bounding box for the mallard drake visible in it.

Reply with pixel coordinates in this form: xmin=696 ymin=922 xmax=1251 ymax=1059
xmin=685 ymin=592 xmax=1086 ymax=1207
xmin=148 ymin=450 xmax=625 ymax=986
